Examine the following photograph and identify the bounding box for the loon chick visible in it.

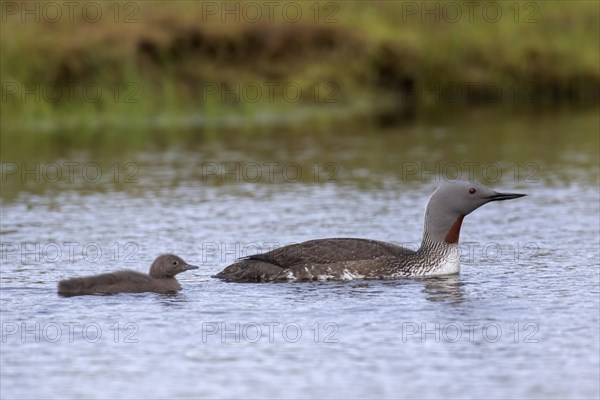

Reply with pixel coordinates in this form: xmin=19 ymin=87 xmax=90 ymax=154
xmin=58 ymin=254 xmax=199 ymax=297
xmin=214 ymin=181 xmax=525 ymax=282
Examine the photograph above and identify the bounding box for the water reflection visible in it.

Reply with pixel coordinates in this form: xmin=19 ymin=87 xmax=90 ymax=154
xmin=416 ymin=275 xmax=466 ymax=304
xmin=159 ymin=293 xmax=193 ymax=307
xmin=243 ymin=276 xmax=465 ymax=304
xmin=284 ymin=280 xmax=386 ymax=299
xmin=1 ymin=108 xmax=598 ymax=202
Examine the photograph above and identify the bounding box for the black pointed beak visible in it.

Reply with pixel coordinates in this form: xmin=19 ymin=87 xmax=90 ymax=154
xmin=487 ymin=192 xmax=526 ymax=202
xmin=184 ymin=264 xmax=199 ymax=271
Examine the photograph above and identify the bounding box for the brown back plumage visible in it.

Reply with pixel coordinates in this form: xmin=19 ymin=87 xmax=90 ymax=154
xmin=214 ymin=238 xmax=414 ymax=282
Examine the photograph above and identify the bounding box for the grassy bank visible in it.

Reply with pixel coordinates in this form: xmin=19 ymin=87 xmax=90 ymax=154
xmin=1 ymin=0 xmax=599 ymax=131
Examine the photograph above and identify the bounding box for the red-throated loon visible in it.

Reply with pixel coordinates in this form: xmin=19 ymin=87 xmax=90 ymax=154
xmin=58 ymin=254 xmax=199 ymax=296
xmin=214 ymin=181 xmax=525 ymax=282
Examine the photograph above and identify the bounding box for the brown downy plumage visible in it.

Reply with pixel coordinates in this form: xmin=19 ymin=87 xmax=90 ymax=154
xmin=58 ymin=254 xmax=198 ymax=297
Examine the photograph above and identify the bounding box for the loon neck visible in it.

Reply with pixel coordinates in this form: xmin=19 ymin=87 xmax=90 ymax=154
xmin=419 ymin=215 xmax=465 ymax=254
xmin=444 ymin=214 xmax=464 ymax=244
xmin=419 ymin=231 xmax=459 ymax=251
xmin=422 ymin=203 xmax=466 ymax=245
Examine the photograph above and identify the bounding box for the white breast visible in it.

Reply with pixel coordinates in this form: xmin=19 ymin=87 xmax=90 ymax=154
xmin=428 ymin=247 xmax=461 ymax=276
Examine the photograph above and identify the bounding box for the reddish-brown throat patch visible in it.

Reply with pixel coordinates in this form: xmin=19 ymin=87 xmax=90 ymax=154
xmin=444 ymin=215 xmax=465 ymax=244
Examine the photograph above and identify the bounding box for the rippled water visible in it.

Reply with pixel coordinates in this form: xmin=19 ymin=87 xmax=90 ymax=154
xmin=1 ymin=110 xmax=599 ymax=399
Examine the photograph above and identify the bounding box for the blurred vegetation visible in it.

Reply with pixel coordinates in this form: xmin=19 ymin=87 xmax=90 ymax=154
xmin=1 ymin=0 xmax=599 ymax=132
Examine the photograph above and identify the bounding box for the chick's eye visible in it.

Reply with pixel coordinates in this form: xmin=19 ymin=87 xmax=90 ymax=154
xmin=469 ymin=188 xmax=476 ymax=194
xmin=172 ymin=261 xmax=178 ymax=266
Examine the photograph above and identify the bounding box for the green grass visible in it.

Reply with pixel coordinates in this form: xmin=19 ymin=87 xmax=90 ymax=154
xmin=1 ymin=0 xmax=598 ymax=132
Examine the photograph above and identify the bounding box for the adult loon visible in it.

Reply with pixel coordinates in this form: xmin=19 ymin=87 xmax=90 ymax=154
xmin=214 ymin=181 xmax=525 ymax=282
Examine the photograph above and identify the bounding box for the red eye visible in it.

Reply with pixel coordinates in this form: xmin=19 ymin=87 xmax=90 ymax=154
xmin=469 ymin=188 xmax=476 ymax=194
